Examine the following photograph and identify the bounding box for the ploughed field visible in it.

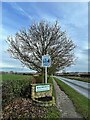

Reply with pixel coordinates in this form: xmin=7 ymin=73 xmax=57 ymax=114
xmin=0 ymin=73 xmax=60 ymax=120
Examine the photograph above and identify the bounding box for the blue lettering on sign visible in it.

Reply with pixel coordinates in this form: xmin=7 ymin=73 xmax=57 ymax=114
xmin=42 ymin=55 xmax=51 ymax=67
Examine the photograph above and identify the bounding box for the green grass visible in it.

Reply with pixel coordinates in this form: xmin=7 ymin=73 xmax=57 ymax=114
xmin=0 ymin=73 xmax=31 ymax=81
xmin=0 ymin=74 xmax=2 ymax=79
xmin=47 ymin=77 xmax=61 ymax=119
xmin=54 ymin=77 xmax=89 ymax=120
xmin=48 ymin=77 xmax=56 ymax=101
xmin=45 ymin=106 xmax=61 ymax=119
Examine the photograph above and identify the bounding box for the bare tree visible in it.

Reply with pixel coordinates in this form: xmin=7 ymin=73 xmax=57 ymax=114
xmin=7 ymin=21 xmax=75 ymax=75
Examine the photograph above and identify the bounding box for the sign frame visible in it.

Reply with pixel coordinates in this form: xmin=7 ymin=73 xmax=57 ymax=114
xmin=42 ymin=55 xmax=51 ymax=67
xmin=42 ymin=54 xmax=51 ymax=84
xmin=36 ymin=84 xmax=50 ymax=92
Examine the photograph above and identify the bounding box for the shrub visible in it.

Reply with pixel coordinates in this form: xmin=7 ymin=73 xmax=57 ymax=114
xmin=2 ymin=79 xmax=31 ymax=108
xmin=33 ymin=75 xmax=43 ymax=83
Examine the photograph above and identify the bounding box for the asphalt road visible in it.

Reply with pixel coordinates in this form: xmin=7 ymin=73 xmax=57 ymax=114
xmin=54 ymin=76 xmax=90 ymax=99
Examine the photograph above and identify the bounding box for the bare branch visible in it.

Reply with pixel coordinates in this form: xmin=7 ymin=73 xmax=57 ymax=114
xmin=7 ymin=20 xmax=76 ymax=74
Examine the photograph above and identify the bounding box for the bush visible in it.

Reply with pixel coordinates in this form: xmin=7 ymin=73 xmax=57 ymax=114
xmin=32 ymin=75 xmax=51 ymax=84
xmin=2 ymin=79 xmax=31 ymax=108
xmin=33 ymin=75 xmax=43 ymax=83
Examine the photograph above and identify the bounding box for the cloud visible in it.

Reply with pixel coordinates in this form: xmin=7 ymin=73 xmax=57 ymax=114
xmin=66 ymin=48 xmax=88 ymax=72
xmin=1 ymin=2 xmax=88 ymax=72
xmin=0 ymin=62 xmax=20 ymax=68
xmin=9 ymin=3 xmax=33 ymax=20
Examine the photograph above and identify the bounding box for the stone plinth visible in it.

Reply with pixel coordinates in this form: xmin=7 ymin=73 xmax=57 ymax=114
xmin=31 ymin=83 xmax=55 ymax=106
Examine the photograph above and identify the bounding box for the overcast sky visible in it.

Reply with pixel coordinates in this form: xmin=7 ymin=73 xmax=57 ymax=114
xmin=0 ymin=2 xmax=88 ymax=72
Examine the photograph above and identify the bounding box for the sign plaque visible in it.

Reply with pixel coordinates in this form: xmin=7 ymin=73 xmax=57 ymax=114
xmin=36 ymin=84 xmax=50 ymax=92
xmin=42 ymin=55 xmax=51 ymax=67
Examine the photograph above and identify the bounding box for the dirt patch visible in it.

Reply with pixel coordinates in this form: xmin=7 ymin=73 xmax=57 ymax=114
xmin=2 ymin=98 xmax=47 ymax=119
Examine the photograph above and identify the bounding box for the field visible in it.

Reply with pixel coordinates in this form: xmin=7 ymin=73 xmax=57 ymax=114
xmin=0 ymin=73 xmax=32 ymax=81
xmin=1 ymin=73 xmax=60 ymax=119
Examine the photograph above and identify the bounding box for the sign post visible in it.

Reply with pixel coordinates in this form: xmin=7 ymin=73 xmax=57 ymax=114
xmin=42 ymin=54 xmax=51 ymax=83
xmin=45 ymin=67 xmax=47 ymax=84
xmin=31 ymin=55 xmax=55 ymax=106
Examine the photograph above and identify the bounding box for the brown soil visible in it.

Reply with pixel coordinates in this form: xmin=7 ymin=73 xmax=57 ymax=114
xmin=2 ymin=98 xmax=47 ymax=119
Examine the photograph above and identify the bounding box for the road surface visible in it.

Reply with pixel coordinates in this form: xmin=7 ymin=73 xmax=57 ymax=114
xmin=54 ymin=76 xmax=90 ymax=99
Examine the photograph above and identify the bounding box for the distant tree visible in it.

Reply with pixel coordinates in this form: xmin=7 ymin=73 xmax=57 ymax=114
xmin=7 ymin=21 xmax=76 ymax=76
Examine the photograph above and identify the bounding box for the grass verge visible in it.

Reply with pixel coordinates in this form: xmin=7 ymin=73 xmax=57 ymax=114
xmin=54 ymin=77 xmax=89 ymax=120
xmin=48 ymin=77 xmax=56 ymax=100
xmin=47 ymin=77 xmax=61 ymax=119
xmin=45 ymin=106 xmax=61 ymax=119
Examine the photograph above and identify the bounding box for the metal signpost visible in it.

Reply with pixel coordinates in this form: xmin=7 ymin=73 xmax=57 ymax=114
xmin=42 ymin=55 xmax=51 ymax=84
xmin=31 ymin=55 xmax=53 ymax=106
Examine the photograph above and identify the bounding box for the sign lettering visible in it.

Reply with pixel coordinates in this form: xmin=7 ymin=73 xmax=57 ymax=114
xmin=36 ymin=85 xmax=50 ymax=92
xmin=42 ymin=55 xmax=51 ymax=67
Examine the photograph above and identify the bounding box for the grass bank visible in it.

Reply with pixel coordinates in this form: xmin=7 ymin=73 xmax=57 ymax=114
xmin=54 ymin=77 xmax=89 ymax=119
xmin=48 ymin=76 xmax=56 ymax=100
xmin=47 ymin=76 xmax=61 ymax=119
xmin=45 ymin=106 xmax=61 ymax=119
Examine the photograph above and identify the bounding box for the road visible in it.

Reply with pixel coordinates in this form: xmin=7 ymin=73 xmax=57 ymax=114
xmin=54 ymin=76 xmax=90 ymax=99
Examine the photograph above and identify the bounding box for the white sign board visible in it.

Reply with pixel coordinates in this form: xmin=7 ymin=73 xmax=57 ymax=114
xmin=42 ymin=55 xmax=51 ymax=67
xmin=36 ymin=85 xmax=50 ymax=92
